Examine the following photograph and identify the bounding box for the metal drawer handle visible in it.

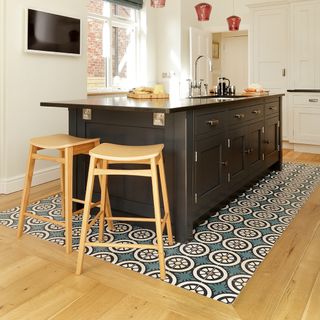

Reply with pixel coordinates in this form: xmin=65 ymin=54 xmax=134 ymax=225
xmin=234 ymin=113 xmax=245 ymax=119
xmin=309 ymin=99 xmax=319 ymax=103
xmin=206 ymin=119 xmax=219 ymax=126
xmin=252 ymin=110 xmax=261 ymax=114
xmin=282 ymin=68 xmax=286 ymax=77
xmin=244 ymin=148 xmax=254 ymax=154
xmin=269 ymin=106 xmax=276 ymax=110
xmin=221 ymin=161 xmax=228 ymax=166
xmin=264 ymin=139 xmax=270 ymax=144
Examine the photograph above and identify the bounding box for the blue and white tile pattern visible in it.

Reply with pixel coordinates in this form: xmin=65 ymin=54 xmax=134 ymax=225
xmin=1 ymin=163 xmax=319 ymax=304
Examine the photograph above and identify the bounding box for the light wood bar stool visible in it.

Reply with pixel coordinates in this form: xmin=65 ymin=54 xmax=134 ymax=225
xmin=17 ymin=134 xmax=100 ymax=254
xmin=76 ymin=143 xmax=174 ymax=280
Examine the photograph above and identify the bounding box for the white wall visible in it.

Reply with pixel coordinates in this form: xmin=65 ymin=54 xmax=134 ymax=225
xmin=138 ymin=4 xmax=157 ymax=87
xmin=151 ymin=0 xmax=254 ymax=95
xmin=151 ymin=0 xmax=182 ymax=95
xmin=0 ymin=0 xmax=5 ymax=194
xmin=151 ymin=0 xmax=207 ymax=96
xmin=0 ymin=0 xmax=87 ymax=194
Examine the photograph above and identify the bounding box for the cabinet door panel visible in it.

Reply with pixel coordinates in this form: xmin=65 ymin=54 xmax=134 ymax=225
xmin=246 ymin=121 xmax=264 ymax=171
xmin=292 ymin=2 xmax=318 ymax=88
xmin=228 ymin=126 xmax=246 ymax=185
xmin=252 ymin=6 xmax=288 ymax=90
xmin=195 ymin=134 xmax=225 ymax=201
xmin=293 ymin=106 xmax=320 ymax=145
xmin=265 ymin=116 xmax=279 ymax=159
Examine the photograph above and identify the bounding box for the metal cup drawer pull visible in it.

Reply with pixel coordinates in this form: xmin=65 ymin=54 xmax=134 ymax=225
xmin=269 ymin=106 xmax=276 ymax=110
xmin=234 ymin=113 xmax=245 ymax=119
xmin=221 ymin=161 xmax=228 ymax=166
xmin=206 ymin=119 xmax=219 ymax=126
xmin=252 ymin=110 xmax=261 ymax=114
xmin=309 ymin=98 xmax=319 ymax=103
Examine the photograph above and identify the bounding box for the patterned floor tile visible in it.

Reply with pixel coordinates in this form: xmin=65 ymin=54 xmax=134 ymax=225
xmin=1 ymin=163 xmax=320 ymax=304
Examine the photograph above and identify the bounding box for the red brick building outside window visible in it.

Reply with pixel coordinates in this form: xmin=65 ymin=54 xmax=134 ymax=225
xmin=87 ymin=0 xmax=138 ymax=90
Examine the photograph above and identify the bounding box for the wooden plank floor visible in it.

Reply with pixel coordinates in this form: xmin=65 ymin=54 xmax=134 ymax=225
xmin=0 ymin=149 xmax=320 ymax=319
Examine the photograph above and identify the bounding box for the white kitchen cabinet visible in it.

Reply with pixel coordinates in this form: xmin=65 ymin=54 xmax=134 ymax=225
xmin=250 ymin=5 xmax=289 ymax=91
xmin=250 ymin=4 xmax=289 ymax=141
xmin=291 ymin=1 xmax=320 ymax=89
xmin=288 ymin=92 xmax=320 ymax=148
xmin=250 ymin=0 xmax=320 ymax=149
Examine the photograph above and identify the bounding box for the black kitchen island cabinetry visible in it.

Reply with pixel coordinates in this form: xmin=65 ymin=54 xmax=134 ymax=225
xmin=41 ymin=94 xmax=283 ymax=243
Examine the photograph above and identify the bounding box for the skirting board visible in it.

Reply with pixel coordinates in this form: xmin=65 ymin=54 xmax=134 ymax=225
xmin=0 ymin=166 xmax=60 ymax=195
xmin=282 ymin=141 xmax=320 ymax=154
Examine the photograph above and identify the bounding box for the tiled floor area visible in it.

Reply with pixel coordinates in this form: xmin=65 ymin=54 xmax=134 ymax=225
xmin=1 ymin=162 xmax=320 ymax=305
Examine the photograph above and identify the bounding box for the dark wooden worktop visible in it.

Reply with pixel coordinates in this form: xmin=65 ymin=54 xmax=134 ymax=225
xmin=41 ymin=94 xmax=284 ymax=114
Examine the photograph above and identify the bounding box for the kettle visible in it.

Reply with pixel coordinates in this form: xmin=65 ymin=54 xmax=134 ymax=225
xmin=217 ymin=77 xmax=230 ymax=96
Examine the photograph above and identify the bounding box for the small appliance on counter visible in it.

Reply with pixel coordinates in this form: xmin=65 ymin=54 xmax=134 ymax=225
xmin=217 ymin=77 xmax=230 ymax=95
xmin=211 ymin=77 xmax=236 ymax=96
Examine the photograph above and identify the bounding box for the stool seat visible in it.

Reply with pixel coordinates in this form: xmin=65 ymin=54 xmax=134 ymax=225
xmin=30 ymin=134 xmax=99 ymax=149
xmin=89 ymin=143 xmax=164 ymax=161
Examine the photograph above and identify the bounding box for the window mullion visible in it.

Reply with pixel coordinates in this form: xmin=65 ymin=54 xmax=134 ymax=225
xmin=107 ymin=19 xmax=112 ymax=87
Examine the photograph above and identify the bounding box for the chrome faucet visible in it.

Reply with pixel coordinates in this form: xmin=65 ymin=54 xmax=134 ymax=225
xmin=195 ymin=55 xmax=213 ymax=84
xmin=188 ymin=55 xmax=213 ymax=97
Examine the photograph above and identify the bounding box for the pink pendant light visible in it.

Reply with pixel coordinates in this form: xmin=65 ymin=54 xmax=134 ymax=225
xmin=227 ymin=0 xmax=241 ymax=31
xmin=227 ymin=15 xmax=241 ymax=31
xmin=195 ymin=3 xmax=212 ymax=21
xmin=151 ymin=0 xmax=166 ymax=8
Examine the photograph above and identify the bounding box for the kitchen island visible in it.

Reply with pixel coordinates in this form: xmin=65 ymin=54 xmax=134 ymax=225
xmin=41 ymin=94 xmax=283 ymax=242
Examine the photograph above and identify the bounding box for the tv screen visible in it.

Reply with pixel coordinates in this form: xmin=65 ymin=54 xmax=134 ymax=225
xmin=26 ymin=9 xmax=81 ymax=55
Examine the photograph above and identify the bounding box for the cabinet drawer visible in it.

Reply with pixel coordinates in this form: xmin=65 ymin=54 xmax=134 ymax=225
xmin=228 ymin=107 xmax=248 ymax=126
xmin=246 ymin=104 xmax=264 ymax=121
xmin=195 ymin=110 xmax=225 ymax=137
xmin=228 ymin=104 xmax=263 ymax=125
xmin=265 ymin=101 xmax=279 ymax=116
xmin=293 ymin=95 xmax=320 ymax=106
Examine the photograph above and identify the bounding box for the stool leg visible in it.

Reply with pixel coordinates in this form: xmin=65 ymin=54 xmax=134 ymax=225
xmin=150 ymin=157 xmax=166 ymax=280
xmin=158 ymin=153 xmax=174 ymax=246
xmin=98 ymin=160 xmax=107 ymax=242
xmin=104 ymin=161 xmax=114 ymax=231
xmin=17 ymin=145 xmax=37 ymax=238
xmin=59 ymin=150 xmax=65 ymax=218
xmin=76 ymin=156 xmax=97 ymax=275
xmin=64 ymin=147 xmax=73 ymax=254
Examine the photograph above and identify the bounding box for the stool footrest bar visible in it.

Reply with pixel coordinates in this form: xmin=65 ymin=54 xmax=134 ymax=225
xmin=32 ymin=154 xmax=65 ymax=163
xmin=94 ymin=168 xmax=152 ymax=177
xmin=87 ymin=211 xmax=104 ymax=229
xmin=24 ymin=211 xmax=65 ymax=227
xmin=85 ymin=242 xmax=158 ymax=250
xmin=105 ymin=216 xmax=157 ymax=223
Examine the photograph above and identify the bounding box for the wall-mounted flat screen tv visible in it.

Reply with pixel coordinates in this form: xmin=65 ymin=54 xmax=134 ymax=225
xmin=26 ymin=9 xmax=81 ymax=56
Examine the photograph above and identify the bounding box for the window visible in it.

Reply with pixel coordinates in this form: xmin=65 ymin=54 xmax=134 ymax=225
xmin=87 ymin=0 xmax=139 ymax=90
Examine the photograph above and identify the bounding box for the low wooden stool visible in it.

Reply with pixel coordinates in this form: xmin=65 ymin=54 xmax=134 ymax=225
xmin=17 ymin=134 xmax=100 ymax=253
xmin=76 ymin=143 xmax=174 ymax=280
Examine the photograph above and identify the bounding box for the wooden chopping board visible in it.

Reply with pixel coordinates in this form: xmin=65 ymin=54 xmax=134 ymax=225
xmin=127 ymin=92 xmax=169 ymax=99
xmin=241 ymin=91 xmax=269 ymax=97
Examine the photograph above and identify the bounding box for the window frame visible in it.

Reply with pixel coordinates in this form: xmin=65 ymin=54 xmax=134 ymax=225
xmin=87 ymin=2 xmax=140 ymax=90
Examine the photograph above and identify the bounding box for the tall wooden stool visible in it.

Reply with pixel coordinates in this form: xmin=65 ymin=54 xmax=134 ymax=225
xmin=76 ymin=143 xmax=174 ymax=280
xmin=17 ymin=134 xmax=100 ymax=254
